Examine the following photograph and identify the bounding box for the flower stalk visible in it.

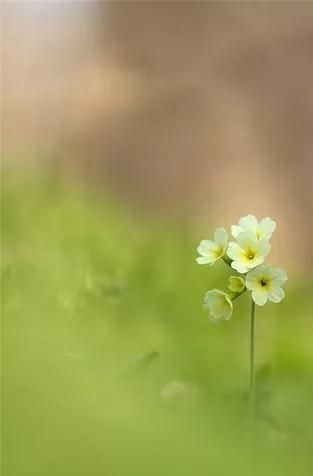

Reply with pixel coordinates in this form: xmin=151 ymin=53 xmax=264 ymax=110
xmin=249 ymin=298 xmax=256 ymax=419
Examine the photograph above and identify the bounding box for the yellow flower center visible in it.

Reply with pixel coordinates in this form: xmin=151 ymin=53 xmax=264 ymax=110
xmin=214 ymin=246 xmax=224 ymax=258
xmin=246 ymin=248 xmax=256 ymax=260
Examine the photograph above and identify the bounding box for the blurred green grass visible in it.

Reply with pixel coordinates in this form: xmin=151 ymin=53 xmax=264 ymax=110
xmin=2 ymin=168 xmax=313 ymax=475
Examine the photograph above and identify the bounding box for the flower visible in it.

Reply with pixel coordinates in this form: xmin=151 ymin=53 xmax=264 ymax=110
xmin=246 ymin=265 xmax=288 ymax=306
xmin=196 ymin=227 xmax=228 ymax=266
xmin=228 ymin=276 xmax=245 ymax=293
xmin=227 ymin=232 xmax=271 ymax=273
xmin=231 ymin=215 xmax=276 ymax=241
xmin=203 ymin=289 xmax=233 ymax=321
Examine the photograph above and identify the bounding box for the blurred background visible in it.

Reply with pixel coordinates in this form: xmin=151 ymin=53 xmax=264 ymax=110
xmin=3 ymin=0 xmax=313 ymax=267
xmin=2 ymin=2 xmax=313 ymax=476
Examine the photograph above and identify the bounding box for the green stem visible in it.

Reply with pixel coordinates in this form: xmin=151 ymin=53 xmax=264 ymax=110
xmin=222 ymin=255 xmax=232 ymax=267
xmin=249 ymin=298 xmax=256 ymax=419
xmin=231 ymin=288 xmax=247 ymax=301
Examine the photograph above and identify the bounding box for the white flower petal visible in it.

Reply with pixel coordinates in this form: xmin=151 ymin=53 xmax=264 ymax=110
xmin=204 ymin=290 xmax=220 ymax=305
xmin=222 ymin=303 xmax=233 ymax=320
xmin=197 ymin=240 xmax=216 ymax=256
xmin=245 ymin=272 xmax=260 ymax=290
xmin=268 ymin=267 xmax=288 ymax=285
xmin=245 ymin=256 xmax=264 ymax=270
xmin=197 ymin=240 xmax=219 ymax=265
xmin=268 ymin=287 xmax=285 ymax=303
xmin=236 ymin=231 xmax=258 ymax=249
xmin=231 ymin=225 xmax=242 ymax=239
xmin=231 ymin=260 xmax=248 ymax=274
xmin=209 ymin=301 xmax=228 ymax=320
xmin=196 ymin=256 xmax=213 ymax=264
xmin=227 ymin=242 xmax=242 ymax=260
xmin=214 ymin=227 xmax=228 ymax=247
xmin=252 ymin=288 xmax=268 ymax=306
xmin=238 ymin=215 xmax=258 ymax=232
xmin=258 ymin=217 xmax=276 ymax=240
xmin=257 ymin=239 xmax=271 ymax=258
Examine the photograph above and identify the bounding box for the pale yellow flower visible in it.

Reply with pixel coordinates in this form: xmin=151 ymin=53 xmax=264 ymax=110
xmin=228 ymin=276 xmax=245 ymax=293
xmin=246 ymin=265 xmax=287 ymax=306
xmin=203 ymin=289 xmax=233 ymax=321
xmin=231 ymin=215 xmax=276 ymax=241
xmin=227 ymin=232 xmax=271 ymax=274
xmin=196 ymin=228 xmax=228 ymax=266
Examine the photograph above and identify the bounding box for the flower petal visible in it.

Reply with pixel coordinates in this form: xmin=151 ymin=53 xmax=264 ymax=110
xmin=252 ymin=288 xmax=268 ymax=306
xmin=204 ymin=289 xmax=220 ymax=305
xmin=197 ymin=240 xmax=218 ymax=264
xmin=258 ymin=217 xmax=276 ymax=240
xmin=268 ymin=267 xmax=288 ymax=285
xmin=237 ymin=231 xmax=258 ymax=249
xmin=214 ymin=227 xmax=228 ymax=247
xmin=257 ymin=239 xmax=271 ymax=258
xmin=268 ymin=286 xmax=285 ymax=303
xmin=245 ymin=256 xmax=264 ymax=270
xmin=238 ymin=215 xmax=258 ymax=232
xmin=196 ymin=256 xmax=213 ymax=264
xmin=231 ymin=225 xmax=242 ymax=238
xmin=197 ymin=240 xmax=216 ymax=256
xmin=245 ymin=269 xmax=261 ymax=290
xmin=227 ymin=242 xmax=242 ymax=261
xmin=231 ymin=260 xmax=249 ymax=274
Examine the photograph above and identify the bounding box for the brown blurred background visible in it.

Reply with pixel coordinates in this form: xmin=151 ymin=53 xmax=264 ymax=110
xmin=2 ymin=1 xmax=313 ymax=268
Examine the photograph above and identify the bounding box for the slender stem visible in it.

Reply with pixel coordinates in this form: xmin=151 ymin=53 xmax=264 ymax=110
xmin=222 ymin=255 xmax=232 ymax=266
xmin=231 ymin=288 xmax=247 ymax=301
xmin=249 ymin=298 xmax=256 ymax=419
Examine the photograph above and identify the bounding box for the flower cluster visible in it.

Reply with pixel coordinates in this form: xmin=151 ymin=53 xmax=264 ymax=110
xmin=197 ymin=215 xmax=287 ymax=321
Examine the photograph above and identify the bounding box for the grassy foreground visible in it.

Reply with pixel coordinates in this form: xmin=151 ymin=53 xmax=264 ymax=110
xmin=2 ymin=170 xmax=313 ymax=475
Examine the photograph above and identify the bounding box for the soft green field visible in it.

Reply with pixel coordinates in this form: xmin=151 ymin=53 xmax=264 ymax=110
xmin=2 ymin=170 xmax=313 ymax=475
